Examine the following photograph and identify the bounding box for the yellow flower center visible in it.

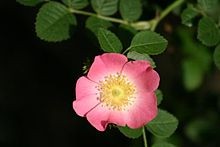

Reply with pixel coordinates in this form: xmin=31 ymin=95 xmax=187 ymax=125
xmin=96 ymin=73 xmax=136 ymax=111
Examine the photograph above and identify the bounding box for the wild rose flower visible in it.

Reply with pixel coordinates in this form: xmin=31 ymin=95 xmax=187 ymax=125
xmin=73 ymin=53 xmax=160 ymax=131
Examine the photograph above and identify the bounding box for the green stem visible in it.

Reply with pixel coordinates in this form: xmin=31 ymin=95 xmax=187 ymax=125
xmin=68 ymin=0 xmax=185 ymax=31
xmin=142 ymin=127 xmax=148 ymax=147
xmin=150 ymin=0 xmax=185 ymax=31
xmin=69 ymin=8 xmax=129 ymax=25
xmin=122 ymin=47 xmax=131 ymax=55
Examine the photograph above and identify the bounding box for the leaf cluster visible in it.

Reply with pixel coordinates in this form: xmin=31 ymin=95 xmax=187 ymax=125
xmin=181 ymin=0 xmax=220 ymax=69
xmin=16 ymin=0 xmax=143 ymax=42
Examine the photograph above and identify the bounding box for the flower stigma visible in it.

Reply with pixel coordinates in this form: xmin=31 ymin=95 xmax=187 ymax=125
xmin=96 ymin=73 xmax=136 ymax=111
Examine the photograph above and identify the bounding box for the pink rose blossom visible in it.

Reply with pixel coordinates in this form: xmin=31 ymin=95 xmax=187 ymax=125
xmin=73 ymin=53 xmax=160 ymax=131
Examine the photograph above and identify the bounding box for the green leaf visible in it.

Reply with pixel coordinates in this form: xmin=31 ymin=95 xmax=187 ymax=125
xmin=185 ymin=118 xmax=214 ymax=143
xmin=127 ymin=51 xmax=156 ymax=68
xmin=129 ymin=31 xmax=168 ymax=55
xmin=97 ymin=28 xmax=123 ymax=53
xmin=197 ymin=17 xmax=220 ymax=46
xmin=16 ymin=0 xmax=43 ymax=6
xmin=218 ymin=16 xmax=220 ymax=25
xmin=178 ymin=27 xmax=212 ymax=91
xmin=197 ymin=0 xmax=218 ymax=14
xmin=86 ymin=16 xmax=112 ymax=36
xmin=214 ymin=44 xmax=220 ymax=69
xmin=119 ymin=0 xmax=142 ymax=22
xmin=118 ymin=126 xmax=143 ymax=139
xmin=152 ymin=142 xmax=176 ymax=147
xmin=36 ymin=2 xmax=76 ymax=42
xmin=155 ymin=89 xmax=163 ymax=105
xmin=146 ymin=109 xmax=178 ymax=138
xmin=62 ymin=0 xmax=88 ymax=9
xmin=91 ymin=0 xmax=118 ymax=16
xmin=182 ymin=59 xmax=204 ymax=91
xmin=181 ymin=5 xmax=199 ymax=27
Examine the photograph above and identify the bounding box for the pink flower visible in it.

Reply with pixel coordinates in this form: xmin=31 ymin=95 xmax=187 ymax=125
xmin=73 ymin=53 xmax=160 ymax=131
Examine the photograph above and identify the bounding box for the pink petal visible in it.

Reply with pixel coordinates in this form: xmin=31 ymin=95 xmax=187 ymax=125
xmin=75 ymin=76 xmax=98 ymax=100
xmin=126 ymin=92 xmax=158 ymax=128
xmin=73 ymin=76 xmax=100 ymax=116
xmin=86 ymin=105 xmax=110 ymax=131
xmin=108 ymin=110 xmax=127 ymax=127
xmin=87 ymin=53 xmax=128 ymax=82
xmin=73 ymin=97 xmax=100 ymax=117
xmin=122 ymin=60 xmax=160 ymax=92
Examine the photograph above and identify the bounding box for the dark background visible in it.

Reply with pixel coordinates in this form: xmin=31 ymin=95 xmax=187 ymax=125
xmin=1 ymin=1 xmax=220 ymax=147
